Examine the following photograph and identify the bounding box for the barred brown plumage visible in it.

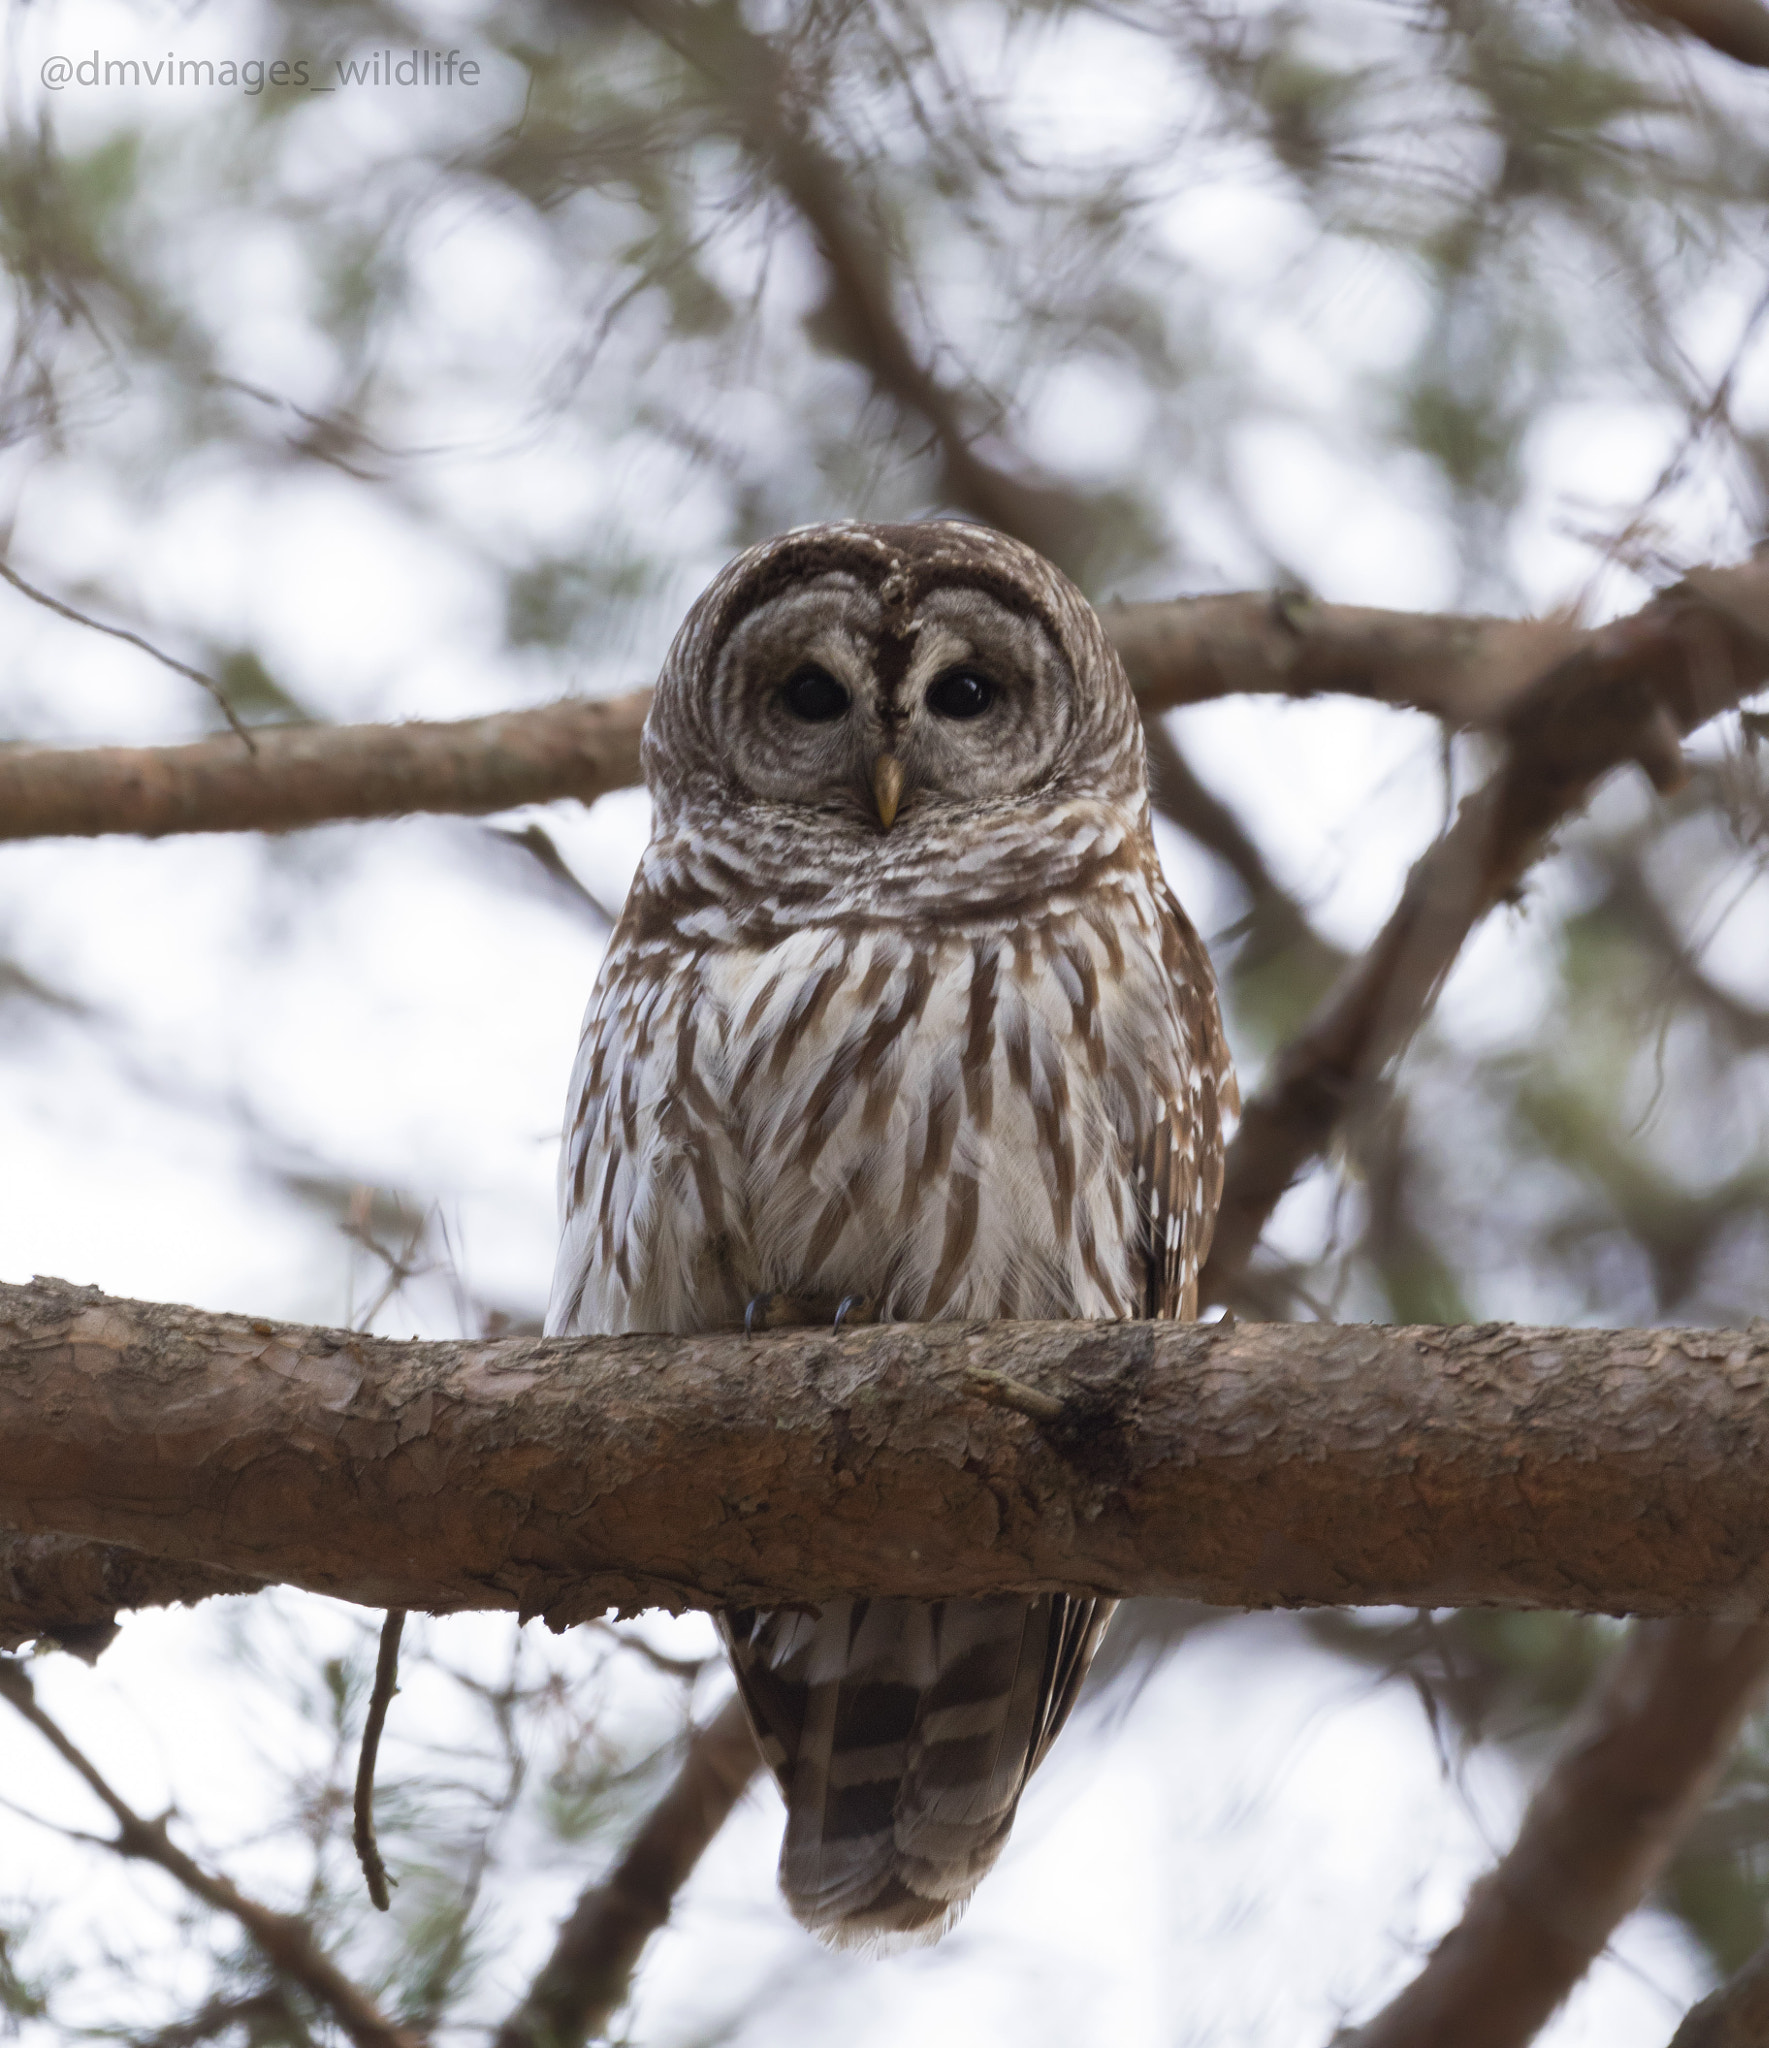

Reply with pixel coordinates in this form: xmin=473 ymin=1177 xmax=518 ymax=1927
xmin=546 ymin=519 xmax=1233 ymax=1946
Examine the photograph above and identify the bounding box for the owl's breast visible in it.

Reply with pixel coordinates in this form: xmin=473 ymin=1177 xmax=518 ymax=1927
xmin=702 ymin=900 xmax=1181 ymax=1325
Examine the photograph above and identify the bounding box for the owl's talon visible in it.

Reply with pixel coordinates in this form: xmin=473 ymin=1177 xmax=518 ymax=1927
xmin=832 ymin=1294 xmax=864 ymax=1333
xmin=744 ymin=1293 xmax=772 ymax=1340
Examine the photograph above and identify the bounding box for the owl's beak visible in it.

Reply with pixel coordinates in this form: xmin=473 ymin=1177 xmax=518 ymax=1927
xmin=872 ymin=752 xmax=905 ymax=831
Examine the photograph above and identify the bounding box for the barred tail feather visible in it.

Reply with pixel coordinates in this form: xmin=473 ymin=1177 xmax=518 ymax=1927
xmin=721 ymin=1594 xmax=1112 ymax=1948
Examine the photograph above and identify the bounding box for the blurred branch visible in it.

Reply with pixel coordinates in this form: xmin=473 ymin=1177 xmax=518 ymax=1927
xmin=0 ymin=577 xmax=1749 ymax=843
xmin=0 ymin=692 xmax=648 ymax=842
xmin=1348 ymin=1620 xmax=1769 ymax=2048
xmin=1142 ymin=714 xmax=1346 ymax=969
xmin=1624 ymin=0 xmax=1769 ymax=68
xmin=1112 ymin=591 xmax=1583 ymax=723
xmin=1669 ymin=1932 xmax=1769 ymax=2046
xmin=0 ymin=1656 xmax=419 ymax=2048
xmin=8 ymin=1277 xmax=1769 ymax=1626
xmin=1201 ymin=557 xmax=1769 ymax=1303
xmin=1599 ymin=840 xmax=1769 ymax=1052
xmin=493 ymin=1692 xmax=759 ymax=2048
xmin=608 ymin=0 xmax=1098 ymax=570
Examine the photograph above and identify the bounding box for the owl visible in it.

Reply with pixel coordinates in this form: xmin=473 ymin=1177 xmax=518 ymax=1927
xmin=547 ymin=520 xmax=1233 ymax=1947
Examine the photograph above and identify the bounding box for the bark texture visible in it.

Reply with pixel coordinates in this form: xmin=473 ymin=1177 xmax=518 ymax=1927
xmin=0 ymin=1529 xmax=261 ymax=1653
xmin=7 ymin=1278 xmax=1769 ymax=1637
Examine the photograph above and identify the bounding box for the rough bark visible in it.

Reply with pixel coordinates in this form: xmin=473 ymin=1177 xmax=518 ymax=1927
xmin=1350 ymin=1620 xmax=1769 ymax=2048
xmin=7 ymin=1278 xmax=1769 ymax=1639
xmin=493 ymin=1693 xmax=760 ymax=2048
xmin=1201 ymin=560 xmax=1769 ymax=1300
xmin=0 ymin=1529 xmax=262 ymax=1654
xmin=0 ymin=585 xmax=1715 ymax=845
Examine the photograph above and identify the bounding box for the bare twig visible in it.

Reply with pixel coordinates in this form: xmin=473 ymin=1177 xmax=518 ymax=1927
xmin=1599 ymin=836 xmax=1769 ymax=1052
xmin=353 ymin=1608 xmax=406 ymax=1912
xmin=1349 ymin=1620 xmax=1769 ymax=2048
xmin=0 ymin=558 xmax=256 ymax=751
xmin=493 ymin=1692 xmax=759 ymax=2048
xmin=961 ymin=1363 xmax=1069 ymax=1423
xmin=0 ymin=1655 xmax=419 ymax=2048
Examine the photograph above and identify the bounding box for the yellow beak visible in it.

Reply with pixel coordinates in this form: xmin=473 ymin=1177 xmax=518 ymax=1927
xmin=872 ymin=753 xmax=905 ymax=831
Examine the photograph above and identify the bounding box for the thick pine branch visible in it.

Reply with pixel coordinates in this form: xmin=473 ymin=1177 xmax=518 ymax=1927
xmin=5 ymin=1277 xmax=1769 ymax=1642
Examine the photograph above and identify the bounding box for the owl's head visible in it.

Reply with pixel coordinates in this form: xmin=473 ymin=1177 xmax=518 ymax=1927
xmin=642 ymin=522 xmax=1146 ymax=846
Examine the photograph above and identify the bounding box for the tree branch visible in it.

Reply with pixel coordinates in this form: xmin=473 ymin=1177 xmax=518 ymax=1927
xmin=0 ymin=575 xmax=1752 ymax=846
xmin=1624 ymin=0 xmax=1769 ymax=68
xmin=6 ymin=1277 xmax=1769 ymax=1634
xmin=1668 ymin=1929 xmax=1769 ymax=2046
xmin=1348 ymin=1619 xmax=1769 ymax=2048
xmin=0 ymin=693 xmax=648 ymax=843
xmin=0 ymin=1529 xmax=262 ymax=1655
xmin=1201 ymin=559 xmax=1769 ymax=1302
xmin=493 ymin=1692 xmax=759 ymax=2048
xmin=0 ymin=1655 xmax=419 ymax=2048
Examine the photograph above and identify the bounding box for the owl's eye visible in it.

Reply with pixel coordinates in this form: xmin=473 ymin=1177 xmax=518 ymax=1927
xmin=926 ymin=667 xmax=995 ymax=720
xmin=782 ymin=665 xmax=851 ymax=723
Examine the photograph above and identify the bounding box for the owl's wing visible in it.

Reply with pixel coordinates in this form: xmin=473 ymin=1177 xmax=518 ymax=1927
xmin=546 ymin=937 xmax=746 ymax=1339
xmin=1138 ymin=881 xmax=1235 ymax=1323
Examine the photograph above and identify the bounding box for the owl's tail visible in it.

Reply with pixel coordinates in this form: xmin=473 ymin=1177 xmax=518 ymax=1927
xmin=720 ymin=1594 xmax=1112 ymax=1948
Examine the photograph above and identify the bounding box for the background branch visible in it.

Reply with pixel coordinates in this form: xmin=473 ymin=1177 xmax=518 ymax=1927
xmin=1201 ymin=560 xmax=1769 ymax=1303
xmin=1349 ymin=1620 xmax=1769 ymax=2048
xmin=0 ymin=574 xmax=1756 ymax=846
xmin=494 ymin=1692 xmax=760 ymax=2048
xmin=1668 ymin=1928 xmax=1769 ymax=2045
xmin=1626 ymin=0 xmax=1769 ymax=68
xmin=0 ymin=1656 xmax=418 ymax=2048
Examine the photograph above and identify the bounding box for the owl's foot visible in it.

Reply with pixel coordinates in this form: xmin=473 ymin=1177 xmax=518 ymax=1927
xmin=743 ymin=1291 xmax=876 ymax=1337
xmin=831 ymin=1294 xmax=876 ymax=1332
xmin=742 ymin=1292 xmax=820 ymax=1337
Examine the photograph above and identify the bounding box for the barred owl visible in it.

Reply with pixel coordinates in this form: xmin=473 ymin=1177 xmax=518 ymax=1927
xmin=547 ymin=520 xmax=1233 ymax=1947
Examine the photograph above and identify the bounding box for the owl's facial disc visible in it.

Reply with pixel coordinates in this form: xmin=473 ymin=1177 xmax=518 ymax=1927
xmin=708 ymin=574 xmax=1081 ymax=827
